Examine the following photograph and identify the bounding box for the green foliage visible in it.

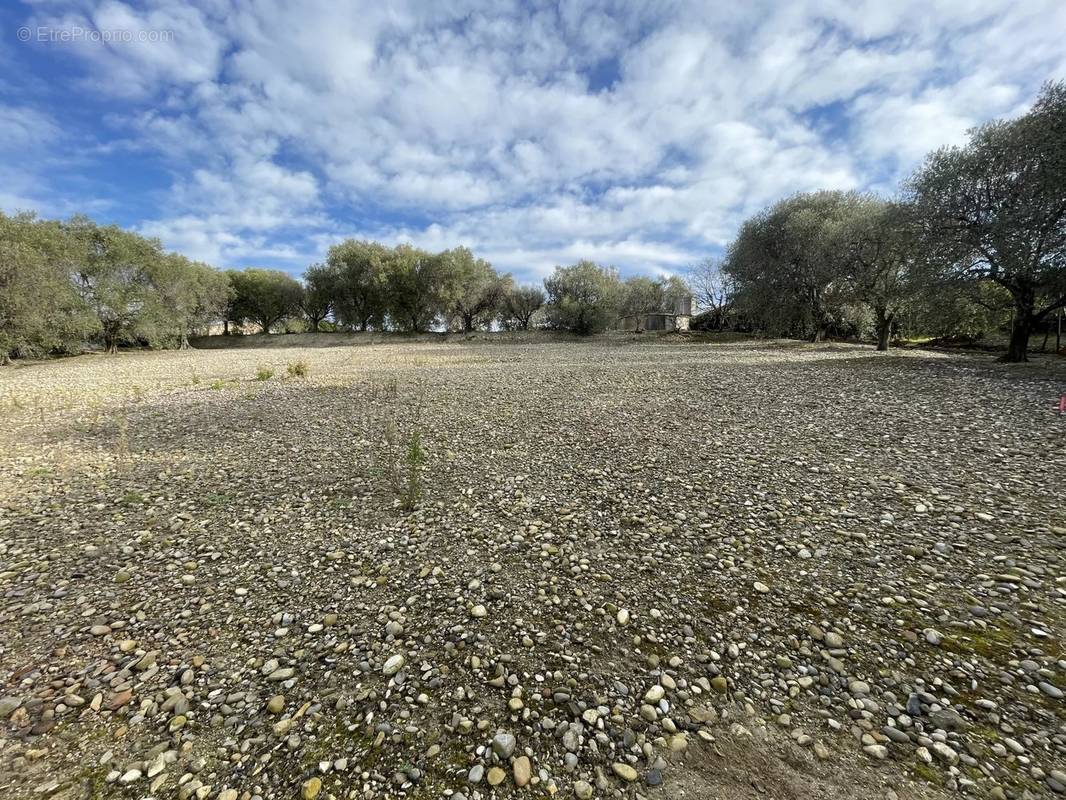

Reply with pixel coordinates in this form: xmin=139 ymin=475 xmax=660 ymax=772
xmin=287 ymin=360 xmax=309 ymax=378
xmin=500 ymin=286 xmax=546 ymax=330
xmin=326 ymin=240 xmax=390 ymax=331
xmin=725 ymin=190 xmax=865 ymax=342
xmin=620 ymin=276 xmax=664 ymax=326
xmin=618 ymin=275 xmax=690 ymax=330
xmin=383 ymin=245 xmax=454 ymax=332
xmin=0 ymin=212 xmax=97 ymax=361
xmin=65 ymin=216 xmax=167 ymax=354
xmin=443 ymin=247 xmax=511 ymax=331
xmin=300 ymin=262 xmax=337 ymax=331
xmin=840 ymin=199 xmax=924 ymax=349
xmin=121 ymin=491 xmax=145 ymax=506
xmin=140 ymin=254 xmax=231 ymax=349
xmin=255 ymin=365 xmax=274 ymax=381
xmin=1 ymin=213 xmax=230 ymax=361
xmin=226 ymin=268 xmax=303 ymax=334
xmin=903 ymin=281 xmax=1012 ymax=342
xmin=909 ymin=80 xmax=1066 ymax=360
xmin=209 ymin=378 xmax=226 ymax=390
xmin=544 ymin=260 xmax=623 ymax=334
xmin=401 ymin=430 xmax=425 ymax=510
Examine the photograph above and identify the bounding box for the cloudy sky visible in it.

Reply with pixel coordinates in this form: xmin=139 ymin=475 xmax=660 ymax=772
xmin=2 ymin=1 xmax=1064 ymax=283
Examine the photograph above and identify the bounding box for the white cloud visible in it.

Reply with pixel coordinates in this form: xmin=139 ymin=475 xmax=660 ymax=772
xmin=9 ymin=0 xmax=1066 ymax=280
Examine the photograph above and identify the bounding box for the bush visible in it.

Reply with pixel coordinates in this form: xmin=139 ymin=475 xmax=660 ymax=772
xmin=256 ymin=366 xmax=274 ymax=381
xmin=287 ymin=360 xmax=309 ymax=378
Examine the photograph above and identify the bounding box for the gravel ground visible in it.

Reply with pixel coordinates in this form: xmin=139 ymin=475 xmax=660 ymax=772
xmin=0 ymin=338 xmax=1064 ymax=800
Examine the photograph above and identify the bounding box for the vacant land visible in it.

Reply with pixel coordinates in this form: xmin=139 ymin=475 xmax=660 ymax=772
xmin=1 ymin=339 xmax=1063 ymax=800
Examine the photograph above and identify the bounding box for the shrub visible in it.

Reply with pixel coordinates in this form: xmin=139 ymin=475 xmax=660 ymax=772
xmin=256 ymin=366 xmax=274 ymax=381
xmin=287 ymin=360 xmax=309 ymax=378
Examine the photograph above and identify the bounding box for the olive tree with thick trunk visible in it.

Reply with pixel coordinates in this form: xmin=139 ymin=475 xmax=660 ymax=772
xmin=908 ymin=81 xmax=1066 ymax=362
xmin=842 ymin=199 xmax=921 ymax=351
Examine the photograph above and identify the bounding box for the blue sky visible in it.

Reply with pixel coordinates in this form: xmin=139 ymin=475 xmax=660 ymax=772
xmin=2 ymin=1 xmax=1064 ymax=284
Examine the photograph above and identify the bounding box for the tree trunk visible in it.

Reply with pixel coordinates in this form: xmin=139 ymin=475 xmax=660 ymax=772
xmin=104 ymin=325 xmax=118 ymax=354
xmin=223 ymin=319 xmax=229 ymax=335
xmin=179 ymin=333 xmax=190 ymax=350
xmin=875 ymin=312 xmax=893 ymax=352
xmin=810 ymin=326 xmax=826 ymax=343
xmin=1004 ymin=311 xmax=1032 ymax=363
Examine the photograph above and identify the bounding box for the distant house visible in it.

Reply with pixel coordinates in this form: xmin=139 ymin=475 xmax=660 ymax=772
xmin=616 ymin=294 xmax=693 ymax=332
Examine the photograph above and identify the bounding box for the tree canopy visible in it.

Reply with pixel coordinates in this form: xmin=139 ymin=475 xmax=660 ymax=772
xmin=544 ymin=260 xmax=623 ymax=335
xmin=908 ymin=80 xmax=1066 ymax=361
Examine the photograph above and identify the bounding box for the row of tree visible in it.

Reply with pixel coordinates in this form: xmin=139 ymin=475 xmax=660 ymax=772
xmin=713 ymin=80 xmax=1066 ymax=362
xmin=0 ymin=213 xmax=689 ymax=361
xmin=221 ymin=247 xmax=689 ymax=337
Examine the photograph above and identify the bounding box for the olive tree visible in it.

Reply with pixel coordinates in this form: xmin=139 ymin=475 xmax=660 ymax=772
xmin=300 ymin=262 xmax=337 ymax=332
xmin=65 ymin=216 xmax=166 ymax=354
xmin=841 ymin=199 xmax=922 ymax=351
xmin=544 ymin=260 xmax=623 ymax=334
xmin=0 ymin=212 xmax=96 ymax=362
xmin=142 ymin=254 xmax=231 ymax=348
xmin=500 ymin=286 xmax=545 ymax=330
xmin=227 ymin=268 xmax=303 ymax=334
xmin=444 ymin=247 xmax=509 ymax=332
xmin=384 ymin=245 xmax=449 ymax=332
xmin=327 ymin=240 xmax=390 ymax=331
xmin=726 ymin=191 xmax=862 ymax=342
xmin=909 ymin=81 xmax=1066 ymax=361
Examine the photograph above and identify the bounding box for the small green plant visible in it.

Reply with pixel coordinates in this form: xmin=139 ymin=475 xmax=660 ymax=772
xmin=189 ymin=371 xmax=201 ymax=385
xmin=256 ymin=366 xmax=275 ymax=381
xmin=203 ymin=492 xmax=233 ymax=507
xmin=209 ymin=379 xmax=226 ymax=391
xmin=401 ymin=430 xmax=425 ymax=511
xmin=121 ymin=491 xmax=145 ymax=506
xmin=287 ymin=360 xmax=309 ymax=378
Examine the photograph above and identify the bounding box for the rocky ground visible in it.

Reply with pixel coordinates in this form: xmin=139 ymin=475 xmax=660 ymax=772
xmin=0 ymin=337 xmax=1063 ymax=800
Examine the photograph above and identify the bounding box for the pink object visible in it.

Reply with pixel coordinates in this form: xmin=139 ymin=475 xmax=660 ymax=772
xmin=1060 ymin=395 xmax=1066 ymax=415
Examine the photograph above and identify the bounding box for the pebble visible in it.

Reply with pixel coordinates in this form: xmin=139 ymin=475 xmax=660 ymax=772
xmin=382 ymin=654 xmax=405 ymax=676
xmin=612 ymin=763 xmax=639 ymax=782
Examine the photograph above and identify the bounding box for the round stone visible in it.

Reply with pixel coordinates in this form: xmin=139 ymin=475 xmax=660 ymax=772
xmin=612 ymin=763 xmax=639 ymax=782
xmin=513 ymin=756 xmax=531 ymax=787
